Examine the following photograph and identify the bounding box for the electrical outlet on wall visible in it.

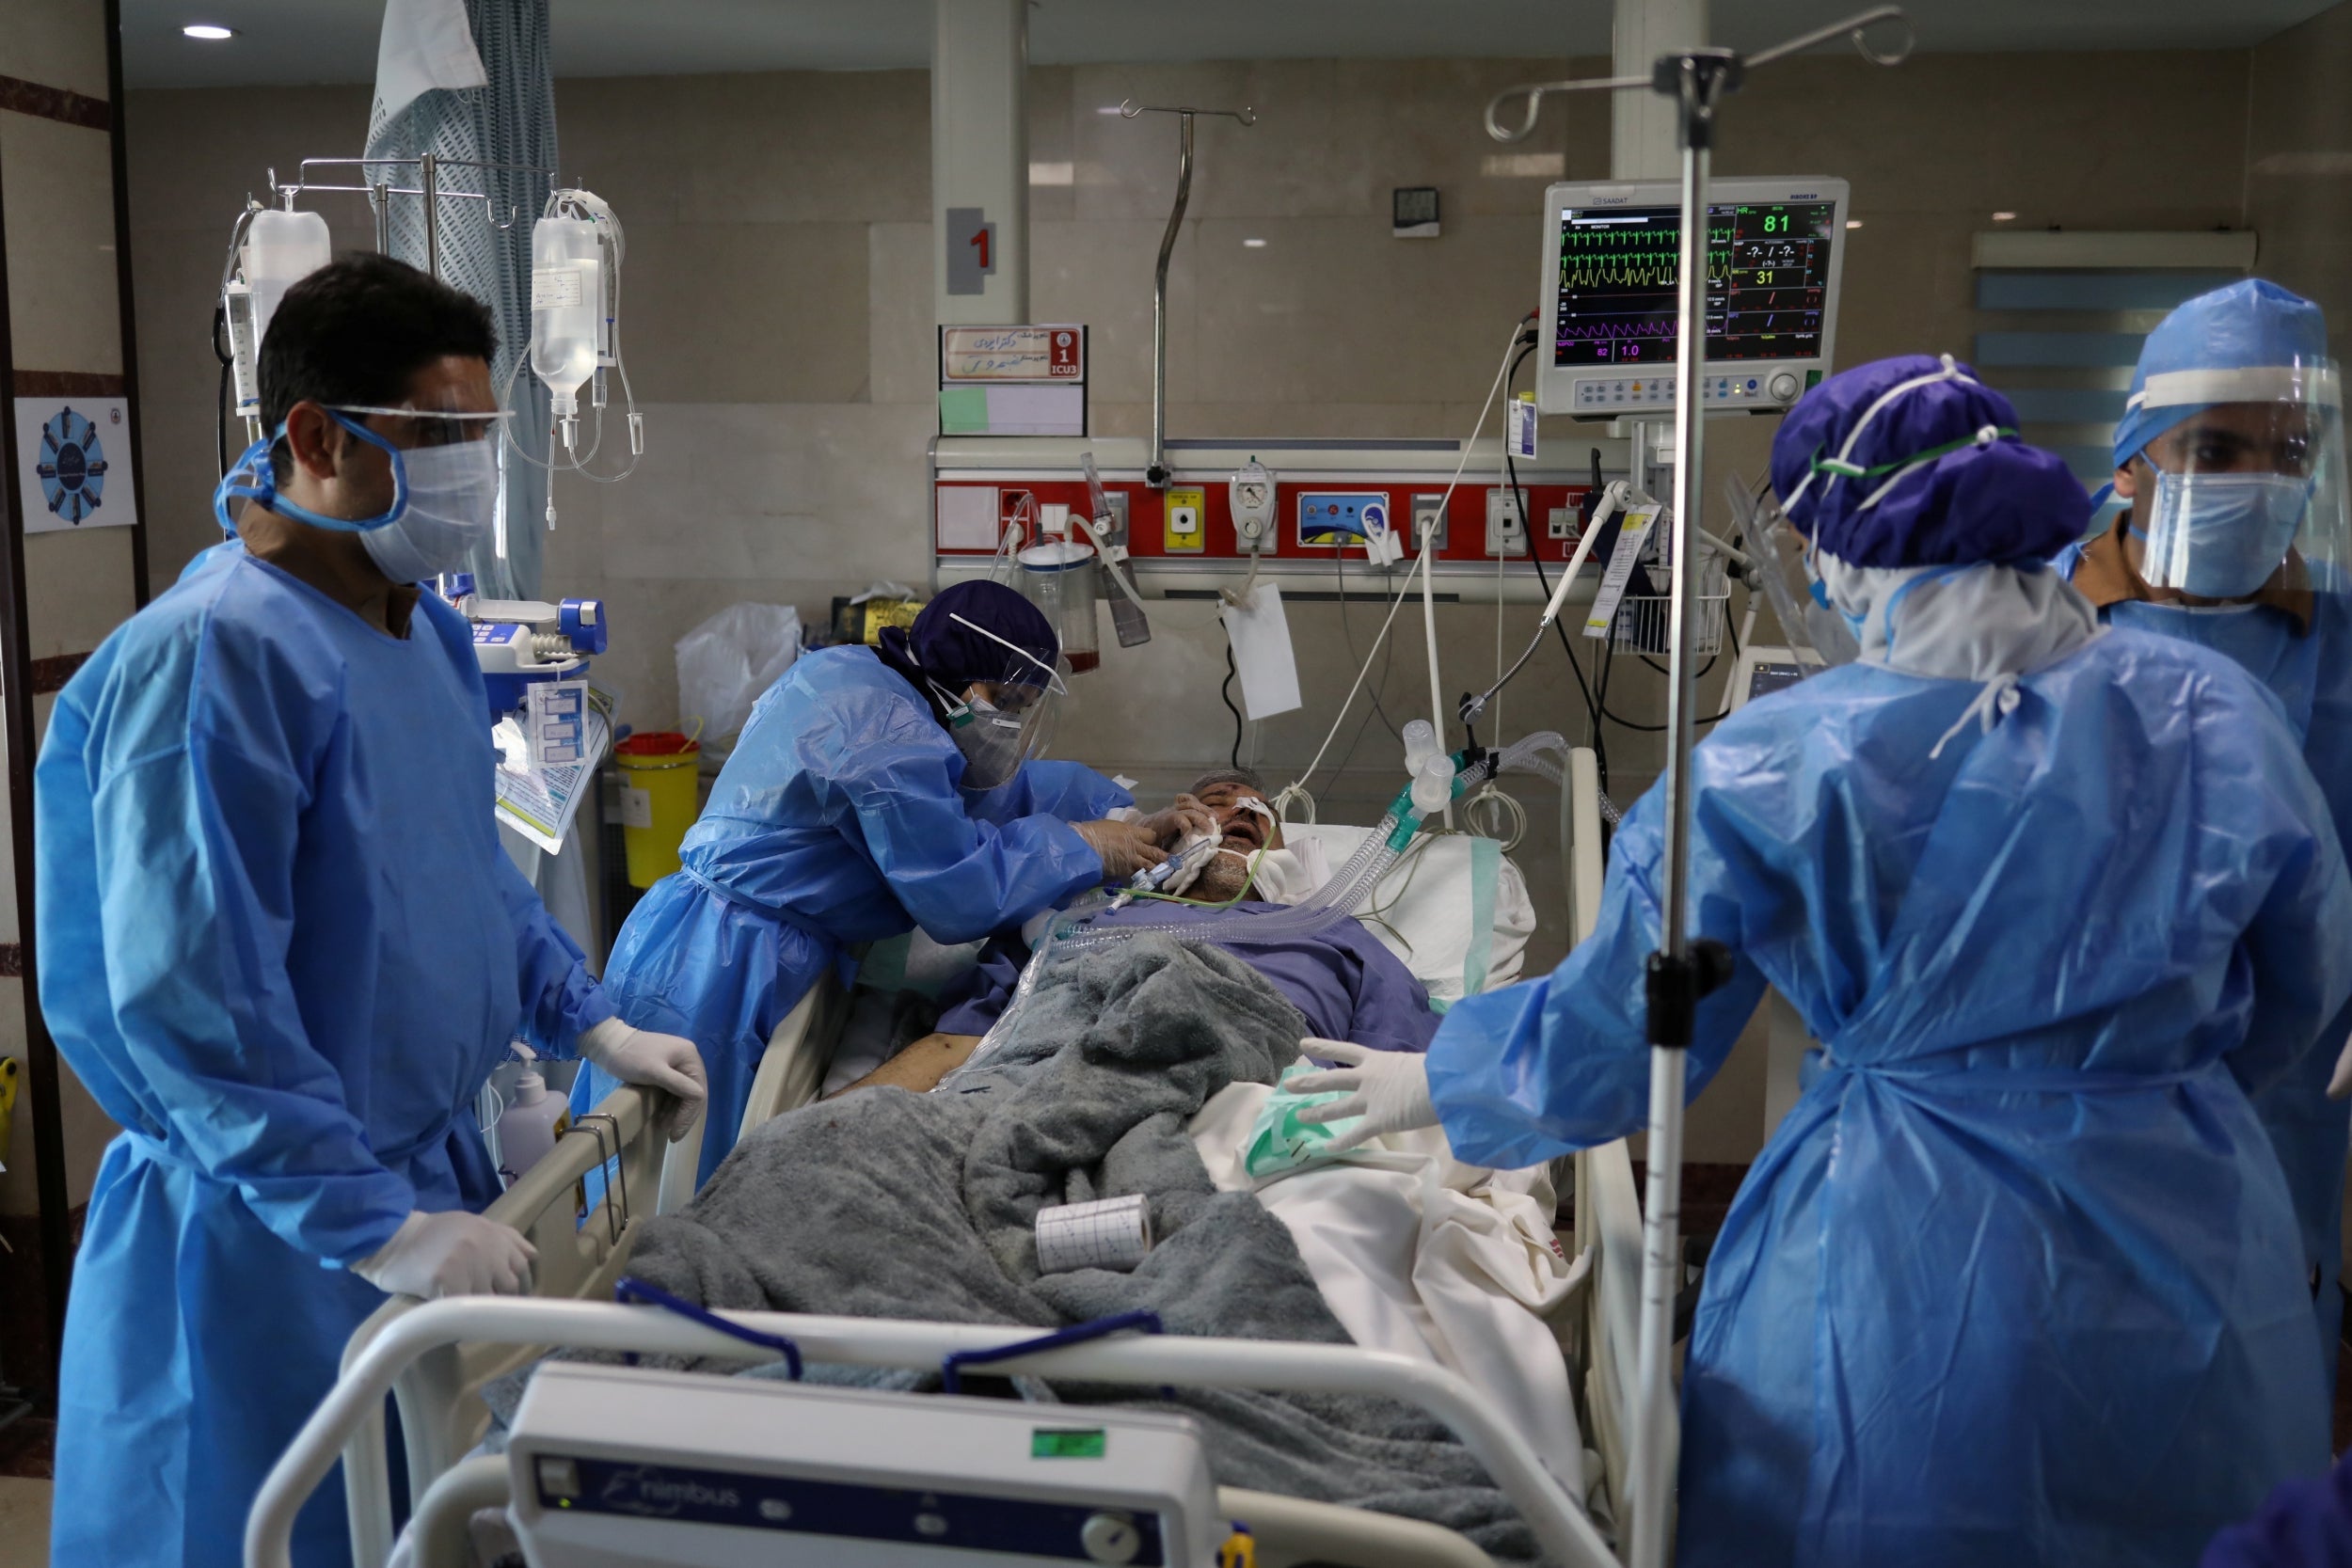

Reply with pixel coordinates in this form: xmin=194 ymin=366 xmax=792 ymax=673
xmin=1548 ymin=506 xmax=1576 ymax=541
xmin=1486 ymin=488 xmax=1527 ymax=558
xmin=1410 ymin=493 xmax=1448 ymax=552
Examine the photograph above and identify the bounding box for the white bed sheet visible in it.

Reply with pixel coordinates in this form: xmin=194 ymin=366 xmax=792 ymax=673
xmin=1188 ymin=1071 xmax=1589 ymax=1497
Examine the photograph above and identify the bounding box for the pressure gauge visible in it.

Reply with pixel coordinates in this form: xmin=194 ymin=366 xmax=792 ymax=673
xmin=1229 ymin=459 xmax=1278 ymax=550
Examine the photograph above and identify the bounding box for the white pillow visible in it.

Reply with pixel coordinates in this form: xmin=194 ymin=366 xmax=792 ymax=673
xmin=1277 ymin=823 xmax=1535 ymax=1003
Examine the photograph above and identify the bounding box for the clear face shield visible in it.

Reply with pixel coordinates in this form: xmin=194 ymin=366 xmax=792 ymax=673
xmin=931 ymin=612 xmax=1069 ymax=790
xmin=2129 ymin=359 xmax=2351 ymax=601
xmin=1752 ymin=502 xmax=1862 ymax=667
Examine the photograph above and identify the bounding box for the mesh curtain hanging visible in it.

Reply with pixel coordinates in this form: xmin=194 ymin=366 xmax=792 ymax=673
xmin=365 ymin=0 xmax=559 ymax=599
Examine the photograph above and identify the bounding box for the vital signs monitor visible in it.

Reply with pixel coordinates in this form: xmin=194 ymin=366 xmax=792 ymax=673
xmin=1534 ymin=176 xmax=1851 ymax=419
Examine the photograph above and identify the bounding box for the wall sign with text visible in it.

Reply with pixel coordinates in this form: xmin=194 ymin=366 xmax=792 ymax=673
xmin=939 ymin=325 xmax=1087 ymax=384
xmin=937 ymin=326 xmax=1089 ymax=437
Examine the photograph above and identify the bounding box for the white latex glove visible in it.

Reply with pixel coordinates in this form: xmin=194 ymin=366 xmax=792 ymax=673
xmin=1155 ymin=832 xmax=1221 ymax=897
xmin=1074 ymin=818 xmax=1168 ymax=879
xmin=353 ymin=1210 xmax=535 ymax=1299
xmin=2330 ymin=1033 xmax=2352 ymax=1100
xmin=1289 ymin=1038 xmax=1440 ymax=1152
xmin=1133 ymin=793 xmax=1216 ymax=850
xmin=579 ymin=1018 xmax=708 ymax=1141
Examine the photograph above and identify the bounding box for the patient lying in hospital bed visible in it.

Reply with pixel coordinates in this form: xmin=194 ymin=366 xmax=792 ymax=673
xmin=840 ymin=769 xmax=1441 ymax=1095
xmin=484 ymin=780 xmax=1581 ymax=1563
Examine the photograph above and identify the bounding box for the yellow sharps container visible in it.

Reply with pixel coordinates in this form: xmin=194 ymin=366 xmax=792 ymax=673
xmin=612 ymin=729 xmax=701 ymax=888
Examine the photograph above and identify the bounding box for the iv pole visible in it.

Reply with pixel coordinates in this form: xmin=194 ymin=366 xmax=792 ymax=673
xmin=1484 ymin=12 xmax=1910 ymax=1568
xmin=1119 ymin=99 xmax=1256 ymax=490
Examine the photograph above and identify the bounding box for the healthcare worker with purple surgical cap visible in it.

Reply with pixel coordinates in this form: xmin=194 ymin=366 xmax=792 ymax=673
xmin=576 ymin=579 xmax=1207 ymax=1180
xmin=1294 ymin=355 xmax=2352 ymax=1567
xmin=2057 ymin=279 xmax=2352 ymax=1380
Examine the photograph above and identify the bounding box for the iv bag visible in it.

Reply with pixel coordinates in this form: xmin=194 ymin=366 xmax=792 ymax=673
xmin=245 ymin=209 xmax=330 ymax=354
xmin=530 ymin=215 xmax=601 ymax=427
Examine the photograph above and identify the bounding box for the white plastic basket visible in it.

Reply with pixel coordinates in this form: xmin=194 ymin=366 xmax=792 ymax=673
xmin=1608 ymin=548 xmax=1730 ymax=656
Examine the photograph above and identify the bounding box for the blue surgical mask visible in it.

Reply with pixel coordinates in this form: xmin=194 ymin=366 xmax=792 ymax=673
xmin=1801 ymin=532 xmax=1866 ymax=636
xmin=212 ymin=409 xmax=502 ymax=582
xmin=2136 ymin=469 xmax=2309 ymax=598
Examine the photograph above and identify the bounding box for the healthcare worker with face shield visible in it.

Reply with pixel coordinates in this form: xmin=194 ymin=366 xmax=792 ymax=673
xmin=1295 ymin=355 xmax=2352 ymax=1567
xmin=575 ymin=579 xmax=1206 ymax=1181
xmin=2057 ymin=279 xmax=2352 ymax=1378
xmin=36 ymin=255 xmax=707 ymax=1568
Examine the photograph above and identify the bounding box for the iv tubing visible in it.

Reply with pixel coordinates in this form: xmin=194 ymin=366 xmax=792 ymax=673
xmin=1282 ymin=316 xmax=1528 ymax=805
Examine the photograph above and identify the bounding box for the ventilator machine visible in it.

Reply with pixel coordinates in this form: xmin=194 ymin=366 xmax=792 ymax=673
xmin=505 ymin=1362 xmax=1230 ymax=1567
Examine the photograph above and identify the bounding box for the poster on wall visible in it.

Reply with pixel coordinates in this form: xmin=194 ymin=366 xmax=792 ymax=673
xmin=14 ymin=397 xmax=136 ymax=534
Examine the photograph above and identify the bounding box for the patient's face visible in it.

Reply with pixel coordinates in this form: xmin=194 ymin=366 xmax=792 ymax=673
xmin=1186 ymin=783 xmax=1283 ymax=902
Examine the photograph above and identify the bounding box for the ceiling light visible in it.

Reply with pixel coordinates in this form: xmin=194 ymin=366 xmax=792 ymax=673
xmin=1845 ymin=219 xmax=1863 ymax=230
xmin=1243 ymin=237 xmax=1268 ymax=248
xmin=1991 ymin=211 xmax=2018 ymax=221
xmin=183 ymin=23 xmax=235 ymax=39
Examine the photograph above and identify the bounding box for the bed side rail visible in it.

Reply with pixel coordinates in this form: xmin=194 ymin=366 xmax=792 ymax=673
xmin=337 ymin=1082 xmax=669 ymax=1568
xmin=1561 ymin=744 xmax=1657 ymax=1533
xmin=269 ymin=1299 xmax=1616 ymax=1568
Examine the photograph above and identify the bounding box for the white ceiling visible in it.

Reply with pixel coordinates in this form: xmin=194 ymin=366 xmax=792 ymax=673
xmin=123 ymin=0 xmax=2335 ymax=91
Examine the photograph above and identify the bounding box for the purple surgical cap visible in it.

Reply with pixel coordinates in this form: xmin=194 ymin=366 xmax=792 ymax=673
xmin=1769 ymin=354 xmax=2091 ymax=569
xmin=882 ymin=579 xmax=1059 ymax=689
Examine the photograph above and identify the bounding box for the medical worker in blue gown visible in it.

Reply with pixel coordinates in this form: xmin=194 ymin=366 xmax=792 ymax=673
xmin=575 ymin=579 xmax=1207 ymax=1181
xmin=1295 ymin=355 xmax=2352 ymax=1568
xmin=2055 ymin=279 xmax=2352 ymax=1378
xmin=35 ymin=256 xmax=707 ymax=1568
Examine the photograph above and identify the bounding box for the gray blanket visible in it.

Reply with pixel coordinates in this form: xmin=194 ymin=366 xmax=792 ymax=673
xmin=526 ymin=934 xmax=1544 ymax=1562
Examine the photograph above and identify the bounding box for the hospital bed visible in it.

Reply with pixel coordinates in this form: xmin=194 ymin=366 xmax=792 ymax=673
xmin=306 ymin=749 xmax=1659 ymax=1568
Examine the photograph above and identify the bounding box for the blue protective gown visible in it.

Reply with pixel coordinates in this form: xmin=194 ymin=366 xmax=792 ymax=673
xmin=2077 ymin=580 xmax=2352 ymax=1374
xmin=576 ymin=645 xmax=1126 ymax=1181
xmin=1428 ymin=627 xmax=2352 ymax=1568
xmin=35 ymin=543 xmax=612 ymax=1568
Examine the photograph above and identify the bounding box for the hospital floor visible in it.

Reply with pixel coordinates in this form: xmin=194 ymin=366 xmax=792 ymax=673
xmin=0 ymin=1416 xmax=51 ymax=1568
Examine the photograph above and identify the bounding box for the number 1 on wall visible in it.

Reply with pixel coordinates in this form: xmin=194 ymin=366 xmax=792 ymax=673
xmin=945 ymin=207 xmax=996 ymax=296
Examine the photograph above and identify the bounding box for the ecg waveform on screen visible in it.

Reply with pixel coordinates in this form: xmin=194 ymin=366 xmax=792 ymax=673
xmin=1551 ymin=202 xmax=1835 ymax=369
xmin=1555 ymin=225 xmax=1734 ymax=289
xmin=1556 ymin=318 xmax=1678 ymax=344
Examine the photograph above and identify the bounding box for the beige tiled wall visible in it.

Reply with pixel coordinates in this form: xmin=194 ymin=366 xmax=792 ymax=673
xmin=1 ymin=0 xmax=148 ymax=1216
xmin=2249 ymin=0 xmax=2352 ymax=361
